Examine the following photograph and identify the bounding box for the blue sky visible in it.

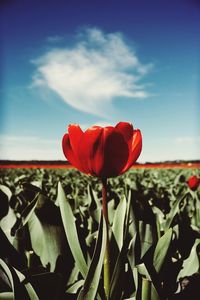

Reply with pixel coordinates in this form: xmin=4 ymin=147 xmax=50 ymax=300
xmin=0 ymin=0 xmax=200 ymax=162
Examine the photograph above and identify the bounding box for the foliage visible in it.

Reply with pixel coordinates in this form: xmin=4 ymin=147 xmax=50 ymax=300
xmin=0 ymin=167 xmax=200 ymax=299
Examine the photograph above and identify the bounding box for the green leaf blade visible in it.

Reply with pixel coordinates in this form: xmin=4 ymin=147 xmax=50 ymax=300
xmin=153 ymin=228 xmax=173 ymax=274
xmin=77 ymin=215 xmax=107 ymax=300
xmin=112 ymin=195 xmax=127 ymax=251
xmin=58 ymin=182 xmax=88 ymax=278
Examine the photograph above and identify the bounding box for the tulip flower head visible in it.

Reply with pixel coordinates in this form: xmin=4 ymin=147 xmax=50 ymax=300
xmin=62 ymin=122 xmax=142 ymax=178
xmin=187 ymin=175 xmax=200 ymax=191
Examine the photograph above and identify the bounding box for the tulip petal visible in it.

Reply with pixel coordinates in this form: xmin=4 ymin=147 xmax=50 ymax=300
xmin=62 ymin=122 xmax=142 ymax=178
xmin=78 ymin=126 xmax=103 ymax=175
xmin=122 ymin=129 xmax=142 ymax=173
xmin=62 ymin=134 xmax=84 ymax=172
xmin=188 ymin=176 xmax=200 ymax=191
xmin=68 ymin=124 xmax=83 ymax=153
xmin=115 ymin=122 xmax=134 ymax=142
xmin=67 ymin=124 xmax=85 ymax=171
xmin=98 ymin=127 xmax=129 ymax=178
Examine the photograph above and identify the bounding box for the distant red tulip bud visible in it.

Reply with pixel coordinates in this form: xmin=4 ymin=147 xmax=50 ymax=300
xmin=187 ymin=176 xmax=200 ymax=191
xmin=62 ymin=122 xmax=142 ymax=178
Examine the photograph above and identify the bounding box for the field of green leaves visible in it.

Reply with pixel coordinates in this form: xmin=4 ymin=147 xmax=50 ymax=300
xmin=0 ymin=168 xmax=200 ymax=300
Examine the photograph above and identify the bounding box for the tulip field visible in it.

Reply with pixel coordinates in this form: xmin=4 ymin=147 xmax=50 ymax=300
xmin=0 ymin=166 xmax=199 ymax=300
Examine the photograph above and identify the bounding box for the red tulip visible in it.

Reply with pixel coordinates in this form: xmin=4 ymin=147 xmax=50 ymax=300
xmin=187 ymin=175 xmax=200 ymax=191
xmin=62 ymin=122 xmax=142 ymax=178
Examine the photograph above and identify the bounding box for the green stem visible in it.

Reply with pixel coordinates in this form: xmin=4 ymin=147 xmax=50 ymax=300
xmin=102 ymin=178 xmax=110 ymax=300
xmin=141 ymin=278 xmax=151 ymax=300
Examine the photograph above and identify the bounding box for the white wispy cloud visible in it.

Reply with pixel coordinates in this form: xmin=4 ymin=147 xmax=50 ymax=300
xmin=32 ymin=27 xmax=153 ymax=117
xmin=0 ymin=135 xmax=64 ymax=160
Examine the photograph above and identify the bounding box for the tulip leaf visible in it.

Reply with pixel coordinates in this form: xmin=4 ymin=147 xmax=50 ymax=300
xmin=136 ymin=264 xmax=160 ymax=300
xmin=88 ymin=185 xmax=100 ymax=210
xmin=58 ymin=182 xmax=88 ymax=278
xmin=137 ymin=256 xmax=163 ymax=297
xmin=0 ymin=184 xmax=12 ymax=201
xmin=193 ymin=195 xmax=200 ymax=227
xmin=124 ymin=189 xmax=133 ymax=236
xmin=0 ymin=292 xmax=14 ymax=300
xmin=112 ymin=195 xmax=127 ymax=251
xmin=0 ymin=206 xmax=16 ymax=245
xmin=90 ymin=208 xmax=101 ymax=224
xmin=137 ymin=262 xmax=161 ymax=296
xmin=109 ymin=238 xmax=131 ymax=300
xmin=14 ymin=268 xmax=40 ymax=300
xmin=151 ymin=286 xmax=159 ymax=300
xmin=0 ymin=258 xmax=39 ymax=300
xmin=178 ymin=238 xmax=200 ymax=278
xmin=0 ymin=185 xmax=16 ymax=244
xmin=0 ymin=227 xmax=27 ymax=271
xmin=0 ymin=186 xmax=9 ymax=220
xmin=77 ymin=215 xmax=106 ymax=300
xmin=108 ymin=199 xmax=115 ymax=225
xmin=18 ymin=193 xmax=40 ymax=229
xmin=153 ymin=228 xmax=173 ymax=273
xmin=66 ymin=263 xmax=80 ymax=288
xmin=165 ymin=193 xmax=188 ymax=230
xmin=139 ymin=221 xmax=155 ymax=259
xmin=152 ymin=206 xmax=165 ymax=239
xmin=137 ymin=263 xmax=152 ymax=281
xmin=132 ymin=267 xmax=140 ymax=299
xmin=109 ymin=194 xmax=133 ymax=300
xmin=66 ymin=280 xmax=84 ymax=294
xmin=28 ymin=211 xmax=65 ymax=271
xmin=21 ymin=182 xmax=42 ymax=194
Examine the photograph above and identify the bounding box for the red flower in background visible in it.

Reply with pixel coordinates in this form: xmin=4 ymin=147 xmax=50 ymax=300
xmin=62 ymin=122 xmax=142 ymax=178
xmin=187 ymin=175 xmax=200 ymax=191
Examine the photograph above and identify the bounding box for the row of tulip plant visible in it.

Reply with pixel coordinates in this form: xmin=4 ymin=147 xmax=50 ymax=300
xmin=0 ymin=122 xmax=200 ymax=300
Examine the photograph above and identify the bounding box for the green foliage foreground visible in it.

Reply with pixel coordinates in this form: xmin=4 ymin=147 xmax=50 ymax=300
xmin=0 ymin=168 xmax=200 ymax=300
